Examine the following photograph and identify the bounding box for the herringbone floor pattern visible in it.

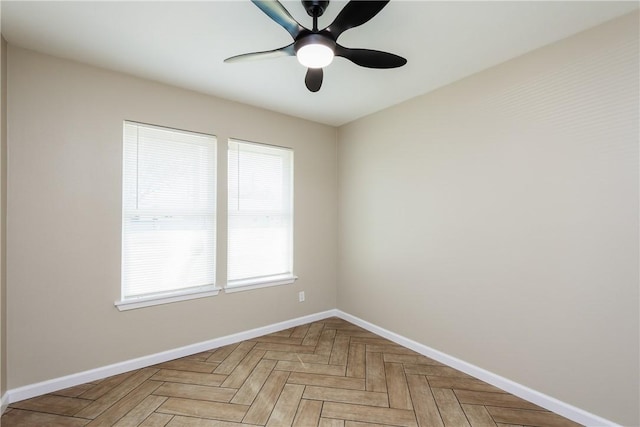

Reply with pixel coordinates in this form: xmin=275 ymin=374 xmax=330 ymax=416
xmin=2 ymin=317 xmax=582 ymax=427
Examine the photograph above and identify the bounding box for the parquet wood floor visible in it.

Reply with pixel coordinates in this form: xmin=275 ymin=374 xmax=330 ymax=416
xmin=2 ymin=317 xmax=582 ymax=427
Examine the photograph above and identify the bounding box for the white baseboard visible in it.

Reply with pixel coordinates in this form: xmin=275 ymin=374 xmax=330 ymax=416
xmin=334 ymin=310 xmax=619 ymax=427
xmin=6 ymin=309 xmax=338 ymax=405
xmin=4 ymin=308 xmax=618 ymax=427
xmin=1 ymin=392 xmax=8 ymax=415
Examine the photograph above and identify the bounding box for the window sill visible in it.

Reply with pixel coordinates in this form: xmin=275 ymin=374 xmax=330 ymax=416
xmin=225 ymin=274 xmax=298 ymax=294
xmin=115 ymin=287 xmax=221 ymax=311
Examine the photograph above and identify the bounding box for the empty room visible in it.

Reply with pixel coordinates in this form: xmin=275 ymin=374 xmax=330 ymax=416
xmin=0 ymin=1 xmax=638 ymax=426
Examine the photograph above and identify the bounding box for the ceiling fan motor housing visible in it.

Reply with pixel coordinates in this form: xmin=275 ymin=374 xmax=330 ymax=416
xmin=302 ymin=0 xmax=330 ymax=17
xmin=294 ymin=33 xmax=336 ymax=54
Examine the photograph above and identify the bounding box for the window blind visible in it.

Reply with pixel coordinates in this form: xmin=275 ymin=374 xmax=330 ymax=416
xmin=122 ymin=121 xmax=217 ymax=300
xmin=228 ymin=139 xmax=293 ymax=285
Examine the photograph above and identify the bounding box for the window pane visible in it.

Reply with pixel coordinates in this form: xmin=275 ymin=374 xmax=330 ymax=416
xmin=228 ymin=140 xmax=293 ymax=283
xmin=228 ymin=214 xmax=291 ymax=280
xmin=122 ymin=122 xmax=216 ymax=300
xmin=122 ymin=215 xmax=215 ymax=297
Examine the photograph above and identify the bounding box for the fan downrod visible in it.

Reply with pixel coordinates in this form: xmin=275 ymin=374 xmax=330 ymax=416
xmin=302 ymin=0 xmax=329 ymax=17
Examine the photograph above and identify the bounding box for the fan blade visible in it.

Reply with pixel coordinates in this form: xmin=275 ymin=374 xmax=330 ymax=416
xmin=224 ymin=43 xmax=295 ymax=63
xmin=305 ymin=68 xmax=323 ymax=92
xmin=251 ymin=0 xmax=305 ymax=39
xmin=335 ymin=45 xmax=406 ymax=69
xmin=325 ymin=1 xmax=390 ymax=39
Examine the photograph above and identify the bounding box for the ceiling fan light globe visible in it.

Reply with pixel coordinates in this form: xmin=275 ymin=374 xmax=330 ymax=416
xmin=297 ymin=44 xmax=334 ymax=68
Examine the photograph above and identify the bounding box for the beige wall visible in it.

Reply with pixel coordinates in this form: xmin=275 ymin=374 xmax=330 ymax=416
xmin=338 ymin=12 xmax=638 ymax=426
xmin=6 ymin=46 xmax=338 ymax=389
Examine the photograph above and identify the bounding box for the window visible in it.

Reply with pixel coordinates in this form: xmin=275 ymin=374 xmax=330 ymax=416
xmin=117 ymin=122 xmax=217 ymax=310
xmin=227 ymin=139 xmax=295 ymax=291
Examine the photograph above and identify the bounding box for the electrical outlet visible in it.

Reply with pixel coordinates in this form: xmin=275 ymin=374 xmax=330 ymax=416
xmin=298 ymin=291 xmax=305 ymax=302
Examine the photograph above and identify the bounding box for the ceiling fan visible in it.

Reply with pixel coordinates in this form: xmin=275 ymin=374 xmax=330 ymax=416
xmin=224 ymin=0 xmax=407 ymax=92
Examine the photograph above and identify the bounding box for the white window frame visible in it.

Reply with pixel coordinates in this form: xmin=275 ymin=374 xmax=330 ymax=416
xmin=226 ymin=139 xmax=296 ymax=293
xmin=116 ymin=121 xmax=219 ymax=311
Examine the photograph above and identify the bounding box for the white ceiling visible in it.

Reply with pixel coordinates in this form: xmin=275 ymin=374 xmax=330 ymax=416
xmin=2 ymin=1 xmax=638 ymax=126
